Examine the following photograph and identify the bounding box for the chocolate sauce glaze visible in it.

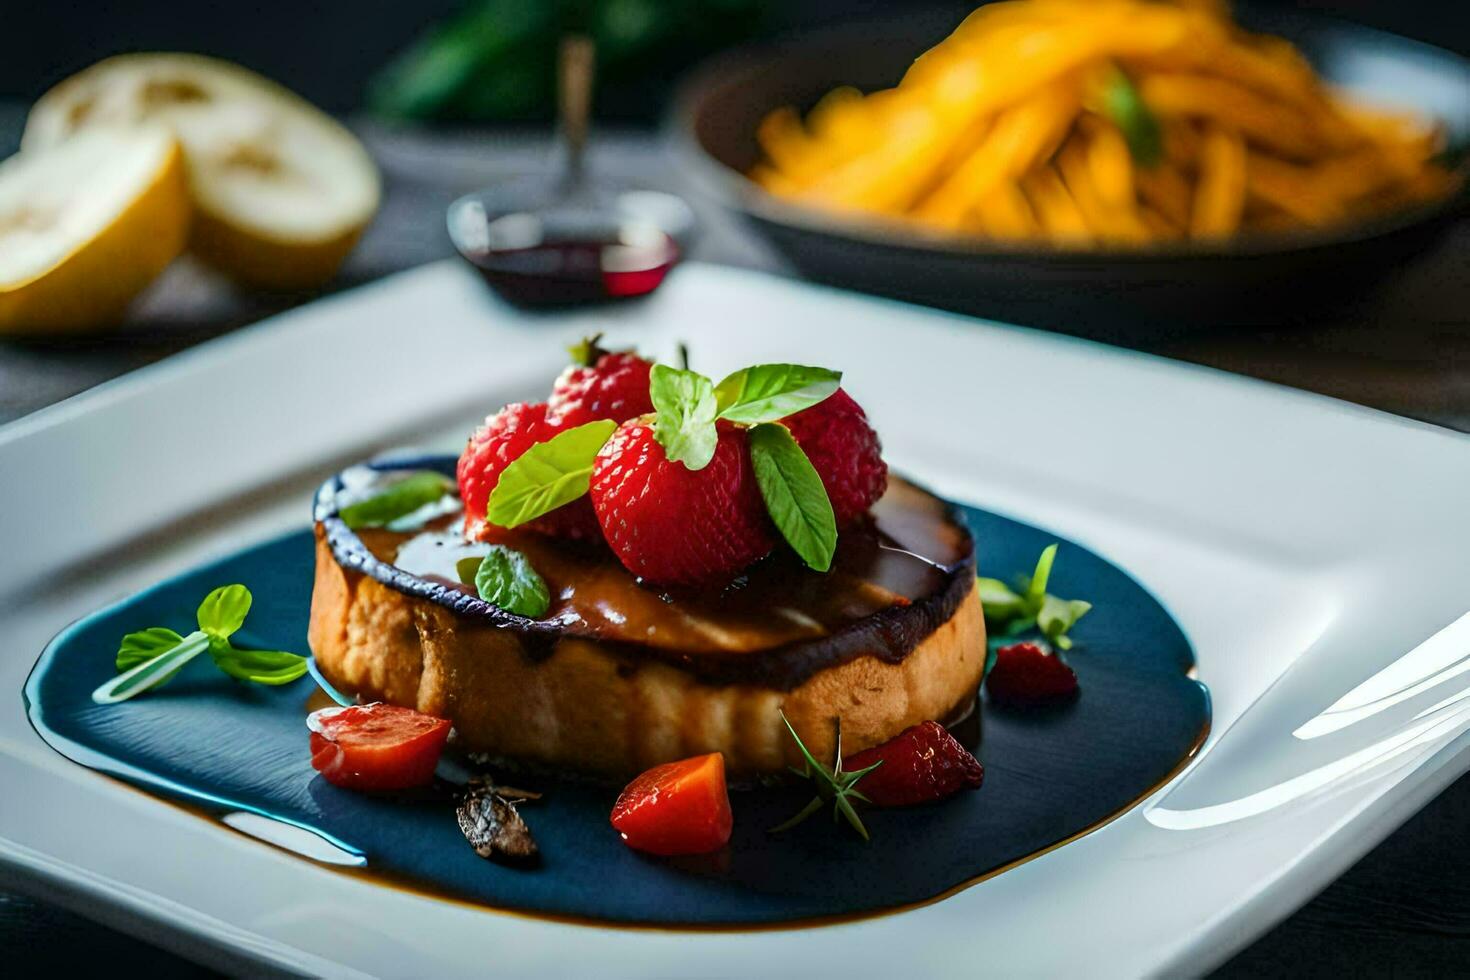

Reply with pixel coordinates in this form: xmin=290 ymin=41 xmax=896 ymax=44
xmin=316 ymin=456 xmax=976 ymax=691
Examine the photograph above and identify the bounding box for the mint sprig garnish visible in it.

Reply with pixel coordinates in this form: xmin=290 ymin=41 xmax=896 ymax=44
xmin=770 ymin=711 xmax=881 ymax=840
xmin=978 ymin=544 xmax=1093 ymax=650
xmin=461 ymin=545 xmax=551 ymax=618
xmin=1099 ymin=64 xmax=1162 ymax=167
xmin=92 ymin=584 xmax=307 ymax=704
xmin=339 ymin=471 xmax=454 ymax=530
xmin=714 ymin=364 xmax=841 ymax=424
xmin=486 ymin=419 xmax=617 ymax=528
xmin=749 ymin=422 xmax=837 ymax=572
xmin=650 ymin=363 xmax=719 ymax=470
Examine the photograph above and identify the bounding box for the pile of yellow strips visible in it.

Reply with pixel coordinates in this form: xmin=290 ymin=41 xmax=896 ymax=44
xmin=752 ymin=0 xmax=1457 ymax=245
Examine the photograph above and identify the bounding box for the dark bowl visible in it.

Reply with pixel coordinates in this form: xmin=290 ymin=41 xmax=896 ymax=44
xmin=669 ymin=4 xmax=1470 ymax=334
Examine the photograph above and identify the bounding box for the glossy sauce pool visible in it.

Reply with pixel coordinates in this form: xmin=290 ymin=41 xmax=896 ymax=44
xmin=355 ymin=476 xmax=971 ymax=658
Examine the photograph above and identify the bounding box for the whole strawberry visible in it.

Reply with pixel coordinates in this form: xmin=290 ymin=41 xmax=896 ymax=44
xmin=781 ymin=388 xmax=887 ymax=527
xmin=986 ymin=642 xmax=1079 ymax=708
xmin=843 ymin=720 xmax=984 ymax=807
xmin=590 ymin=420 xmax=775 ymax=586
xmin=458 ymin=401 xmax=602 ymax=542
xmin=547 ymin=339 xmax=654 ymax=428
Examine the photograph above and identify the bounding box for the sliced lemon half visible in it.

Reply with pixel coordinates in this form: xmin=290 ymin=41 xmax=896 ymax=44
xmin=0 ymin=128 xmax=189 ymax=334
xmin=25 ymin=53 xmax=381 ymax=291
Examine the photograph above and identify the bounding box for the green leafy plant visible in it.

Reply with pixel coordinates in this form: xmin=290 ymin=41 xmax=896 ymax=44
xmin=476 ymin=355 xmax=845 ymax=573
xmin=977 ymin=544 xmax=1093 ymax=650
xmin=339 ymin=471 xmax=454 ymax=529
xmin=92 ymin=585 xmax=307 ymax=705
xmin=713 ymin=364 xmax=841 ymax=424
xmin=748 ymin=422 xmax=837 ymax=572
xmin=770 ymin=711 xmax=882 ymax=840
xmin=486 ymin=419 xmax=618 ymax=528
xmin=650 ymin=364 xmax=719 ymax=469
xmin=459 ymin=545 xmax=552 ymax=618
xmin=1099 ymin=64 xmax=1162 ymax=167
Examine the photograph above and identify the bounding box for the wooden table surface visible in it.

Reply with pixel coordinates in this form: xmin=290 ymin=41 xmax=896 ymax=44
xmin=4 ymin=110 xmax=1470 ymax=976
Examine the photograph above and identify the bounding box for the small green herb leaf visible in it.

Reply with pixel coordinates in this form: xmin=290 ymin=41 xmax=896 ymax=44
xmin=748 ymin=422 xmax=837 ymax=572
xmin=456 ymin=555 xmax=485 ymax=585
xmin=713 ymin=364 xmax=842 ymax=424
xmin=770 ymin=711 xmax=879 ymax=840
xmin=474 ymin=544 xmax=551 ymax=618
xmin=212 ymin=647 xmax=309 ymax=685
xmin=117 ymin=626 xmax=186 ymax=672
xmin=650 ymin=364 xmax=719 ymax=470
xmin=978 ymin=544 xmax=1092 ymax=649
xmin=94 ymin=584 xmax=309 ymax=704
xmin=486 ymin=419 xmax=618 ymax=528
xmin=1101 ymin=65 xmax=1162 ymax=167
xmin=196 ymin=584 xmax=252 ymax=640
xmin=339 ymin=471 xmax=453 ymax=530
xmin=1039 ymin=595 xmax=1093 ymax=651
xmin=93 ymin=630 xmax=212 ymax=705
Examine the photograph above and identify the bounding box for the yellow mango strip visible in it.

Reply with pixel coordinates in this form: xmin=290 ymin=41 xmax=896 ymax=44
xmin=1139 ymin=73 xmax=1332 ymax=160
xmin=1057 ymin=135 xmax=1149 ymax=242
xmin=1023 ymin=166 xmax=1094 ymax=243
xmin=973 ymin=180 xmax=1041 ymax=239
xmin=913 ymin=85 xmax=1078 ymax=228
xmin=1190 ymin=126 xmax=1247 ymax=238
xmin=1245 ymin=151 xmax=1345 ymax=225
xmin=1135 ymin=161 xmax=1194 ymax=228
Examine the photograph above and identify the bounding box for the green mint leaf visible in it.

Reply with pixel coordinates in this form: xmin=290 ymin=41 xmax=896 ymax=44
xmin=475 ymin=544 xmax=551 ymax=618
xmin=976 ymin=577 xmax=1025 ymax=619
xmin=713 ymin=364 xmax=842 ymax=424
xmin=196 ymin=584 xmax=252 ymax=639
xmin=1101 ymin=65 xmax=1162 ymax=167
xmin=749 ymin=422 xmax=837 ymax=572
xmin=650 ymin=363 xmax=718 ymax=470
xmin=1039 ymin=595 xmax=1092 ymax=651
xmin=339 ymin=471 xmax=453 ymax=530
xmin=486 ymin=419 xmax=617 ymax=528
xmin=92 ymin=630 xmax=211 ymax=704
xmin=117 ymin=626 xmax=186 ymax=672
xmin=456 ymin=555 xmax=485 ymax=585
xmin=1024 ymin=543 xmax=1058 ymax=606
xmin=212 ymin=647 xmax=309 ymax=685
xmin=978 ymin=544 xmax=1092 ymax=649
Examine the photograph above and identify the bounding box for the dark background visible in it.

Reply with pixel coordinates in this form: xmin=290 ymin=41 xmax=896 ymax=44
xmin=4 ymin=1 xmax=1470 ymax=976
xmin=3 ymin=0 xmax=1467 ymax=112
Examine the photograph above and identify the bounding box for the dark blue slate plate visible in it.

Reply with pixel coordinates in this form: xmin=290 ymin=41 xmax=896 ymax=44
xmin=24 ymin=487 xmax=1207 ymax=927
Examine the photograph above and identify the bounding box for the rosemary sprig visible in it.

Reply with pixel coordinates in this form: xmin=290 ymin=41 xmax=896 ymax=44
xmin=770 ymin=711 xmax=882 ymax=840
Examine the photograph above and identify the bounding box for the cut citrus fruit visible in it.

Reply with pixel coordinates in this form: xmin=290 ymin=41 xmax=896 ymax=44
xmin=25 ymin=53 xmax=380 ymax=290
xmin=0 ymin=128 xmax=189 ymax=334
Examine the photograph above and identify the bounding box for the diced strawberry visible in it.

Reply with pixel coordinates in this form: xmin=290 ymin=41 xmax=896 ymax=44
xmin=610 ymin=752 xmax=733 ymax=856
xmin=843 ymin=720 xmax=984 ymax=806
xmin=308 ymin=702 xmax=451 ymax=791
xmin=986 ymin=642 xmax=1079 ymax=707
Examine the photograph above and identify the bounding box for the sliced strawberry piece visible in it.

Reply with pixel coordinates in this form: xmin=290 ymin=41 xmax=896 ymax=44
xmin=843 ymin=720 xmax=983 ymax=807
xmin=590 ymin=419 xmax=774 ymax=586
xmin=986 ymin=642 xmax=1079 ymax=707
xmin=610 ymin=752 xmax=733 ymax=856
xmin=308 ymin=702 xmax=451 ymax=791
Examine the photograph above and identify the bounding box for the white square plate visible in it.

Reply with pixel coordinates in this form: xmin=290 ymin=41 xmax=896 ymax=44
xmin=2 ymin=262 xmax=1468 ymax=978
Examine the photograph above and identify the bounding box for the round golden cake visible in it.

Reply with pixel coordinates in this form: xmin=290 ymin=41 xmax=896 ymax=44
xmin=308 ymin=462 xmax=984 ymax=778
